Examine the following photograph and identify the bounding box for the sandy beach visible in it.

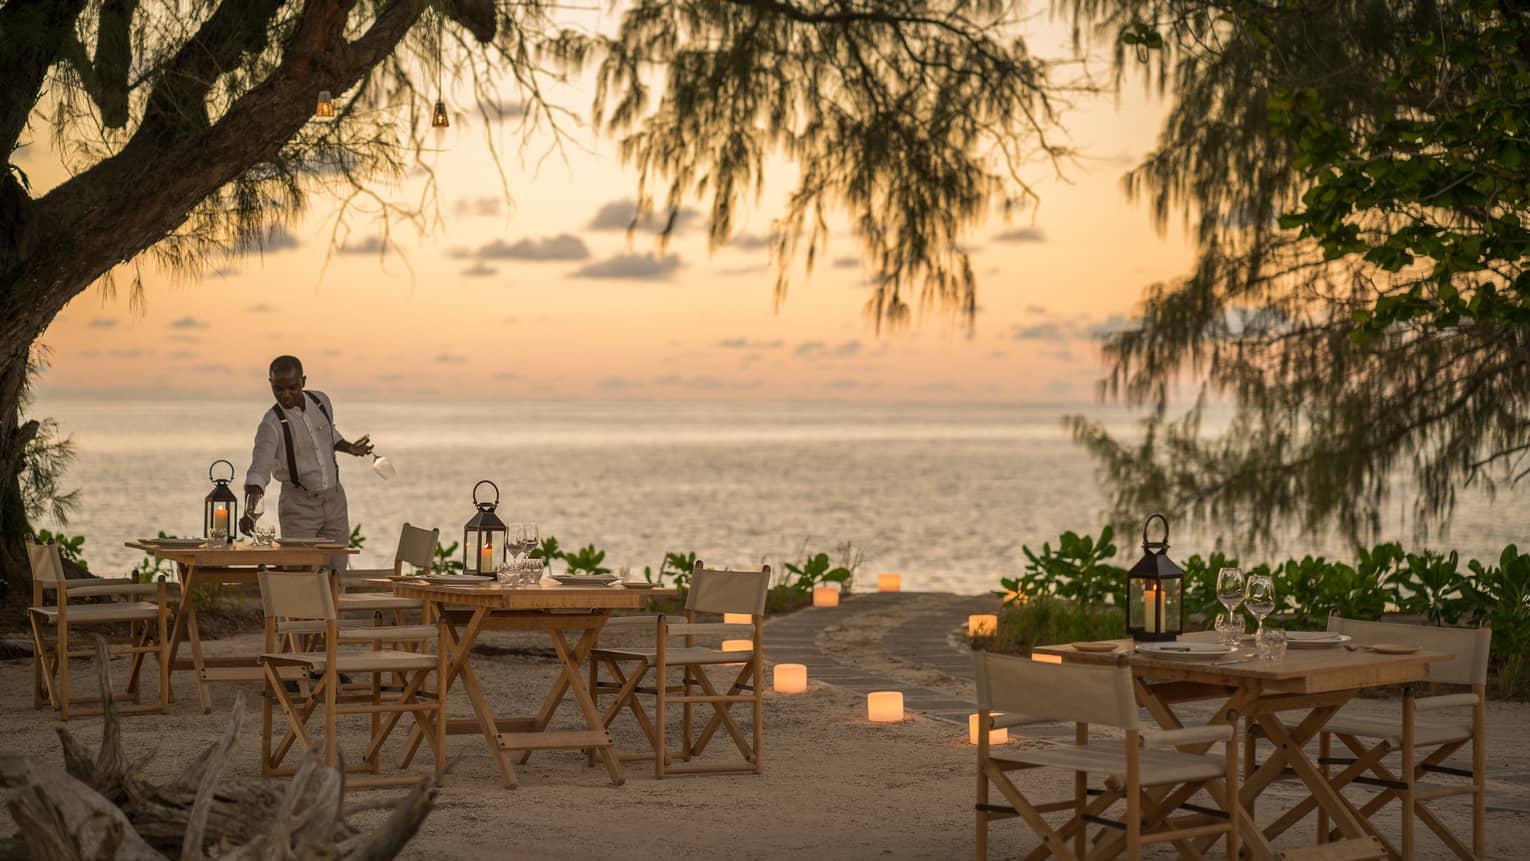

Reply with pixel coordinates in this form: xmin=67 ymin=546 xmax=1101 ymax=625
xmin=3 ymin=596 xmax=1527 ymax=859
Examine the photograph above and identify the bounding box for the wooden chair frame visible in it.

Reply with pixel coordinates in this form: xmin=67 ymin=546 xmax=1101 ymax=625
xmin=1316 ymin=615 xmax=1491 ymax=860
xmin=257 ymin=567 xmax=448 ymax=790
xmin=589 ymin=562 xmax=769 ymax=779
xmin=974 ymin=651 xmax=1240 ymax=861
xmin=26 ymin=537 xmax=170 ymax=720
xmin=335 ymin=523 xmax=438 ymax=624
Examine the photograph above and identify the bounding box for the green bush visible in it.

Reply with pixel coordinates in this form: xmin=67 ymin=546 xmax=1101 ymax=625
xmin=986 ymin=596 xmax=1127 ymax=654
xmin=31 ymin=528 xmax=87 ymax=571
xmin=999 ymin=526 xmax=1125 ymax=609
xmin=432 ymin=540 xmax=465 ymax=575
xmin=1466 ymin=546 xmax=1530 ymax=698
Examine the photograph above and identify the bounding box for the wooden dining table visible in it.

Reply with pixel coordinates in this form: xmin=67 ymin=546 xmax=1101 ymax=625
xmin=388 ymin=579 xmax=678 ymax=789
xmin=124 ymin=540 xmax=357 ymax=713
xmin=1034 ymin=631 xmax=1453 ymax=861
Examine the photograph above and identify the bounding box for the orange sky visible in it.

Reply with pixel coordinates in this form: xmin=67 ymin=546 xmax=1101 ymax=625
xmin=22 ymin=12 xmax=1196 ymax=404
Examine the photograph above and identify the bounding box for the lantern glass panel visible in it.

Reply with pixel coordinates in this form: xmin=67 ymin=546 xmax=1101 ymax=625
xmin=1163 ymin=577 xmax=1183 ymax=632
xmin=1128 ymin=577 xmax=1147 ymax=630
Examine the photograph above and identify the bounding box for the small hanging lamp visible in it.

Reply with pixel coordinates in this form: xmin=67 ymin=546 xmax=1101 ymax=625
xmin=314 ymin=90 xmax=335 ymax=119
xmin=431 ymin=99 xmax=449 ymax=129
xmin=430 ymin=11 xmax=449 ymax=132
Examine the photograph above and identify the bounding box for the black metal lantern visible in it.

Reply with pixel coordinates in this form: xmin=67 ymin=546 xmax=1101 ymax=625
xmin=1127 ymin=513 xmax=1184 ymax=642
xmin=463 ymin=480 xmax=507 ymax=576
xmin=204 ymin=459 xmax=239 ymax=539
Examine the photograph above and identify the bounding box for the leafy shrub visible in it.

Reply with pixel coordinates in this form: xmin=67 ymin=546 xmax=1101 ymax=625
xmin=132 ymin=530 xmax=179 ymax=582
xmin=999 ymin=526 xmax=1124 ymax=608
xmin=562 ymin=544 xmax=612 ymax=576
xmin=432 ymin=541 xmax=465 ymax=575
xmin=642 ymin=551 xmax=697 ymax=590
xmin=1394 ymin=549 xmax=1470 ymax=625
xmin=347 ymin=524 xmax=366 ymax=550
xmin=987 ymin=597 xmax=1127 ymax=654
xmin=783 ymin=551 xmax=853 ymax=593
xmin=1466 ymin=546 xmax=1530 ymax=697
xmin=1178 ymin=551 xmax=1250 ymax=628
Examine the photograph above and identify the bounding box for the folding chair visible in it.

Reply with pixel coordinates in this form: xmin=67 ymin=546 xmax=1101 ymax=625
xmin=1318 ymin=615 xmax=1492 ymax=860
xmin=973 ymin=651 xmax=1239 ymax=860
xmin=589 ymin=562 xmax=769 ymax=779
xmin=257 ymin=567 xmax=447 ymax=789
xmin=335 ymin=522 xmax=437 ymax=622
xmin=26 ymin=537 xmax=171 ymax=720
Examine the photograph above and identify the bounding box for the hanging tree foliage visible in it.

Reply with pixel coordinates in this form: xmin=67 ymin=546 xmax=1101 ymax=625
xmin=1060 ymin=0 xmax=1530 ymax=548
xmin=0 ymin=0 xmax=1077 ymax=597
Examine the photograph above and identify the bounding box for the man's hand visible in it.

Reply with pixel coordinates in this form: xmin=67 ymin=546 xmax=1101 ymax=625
xmin=241 ymin=485 xmax=263 ymax=536
xmin=339 ymin=434 xmax=373 ymax=457
xmin=238 ymin=514 xmax=256 ymax=536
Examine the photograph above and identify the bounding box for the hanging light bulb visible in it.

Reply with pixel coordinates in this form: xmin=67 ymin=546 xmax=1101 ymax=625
xmin=314 ymin=90 xmax=335 ymax=119
xmin=431 ymin=99 xmax=449 ymax=129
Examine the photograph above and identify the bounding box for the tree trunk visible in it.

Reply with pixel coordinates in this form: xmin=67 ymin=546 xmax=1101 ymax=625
xmin=0 ymin=334 xmax=40 ymax=604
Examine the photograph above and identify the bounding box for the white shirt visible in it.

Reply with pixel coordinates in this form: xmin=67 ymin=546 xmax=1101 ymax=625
xmin=244 ymin=390 xmax=342 ymax=492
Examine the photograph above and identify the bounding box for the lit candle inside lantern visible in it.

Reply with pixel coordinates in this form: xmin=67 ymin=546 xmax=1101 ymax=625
xmin=724 ymin=613 xmax=752 ymax=625
xmin=969 ymin=713 xmax=1009 ymax=745
xmin=1032 ymin=652 xmax=1063 ymax=664
xmin=479 ymin=541 xmax=495 ymax=574
xmin=867 ymin=691 xmax=904 ymax=723
xmin=773 ymin=663 xmax=807 ymax=694
xmin=878 ymin=573 xmax=901 ymax=592
xmin=213 ymin=507 xmax=229 ymax=532
xmin=968 ymin=614 xmax=998 ymax=637
xmin=813 ymin=586 xmax=839 ymax=608
xmin=1143 ymin=584 xmax=1159 ymax=634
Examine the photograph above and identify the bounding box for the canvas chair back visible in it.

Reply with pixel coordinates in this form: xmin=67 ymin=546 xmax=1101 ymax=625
xmin=25 ymin=538 xmax=65 ymax=586
xmin=974 ymin=651 xmax=1140 ymax=730
xmin=1328 ymin=614 xmax=1491 ymax=686
xmin=685 ymin=564 xmax=770 ymax=616
xmin=394 ymin=523 xmax=438 ymax=570
xmin=259 ymin=568 xmax=337 ymax=621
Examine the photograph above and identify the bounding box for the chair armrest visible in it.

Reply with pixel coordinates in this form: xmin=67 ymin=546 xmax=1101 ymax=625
xmin=1413 ymin=692 xmax=1480 ymax=712
xmin=663 ymin=622 xmax=755 ymax=637
xmin=602 ymin=614 xmax=661 ymax=629
xmin=61 ymin=579 xmax=159 ymax=599
xmin=989 ymin=714 xmax=1038 ymax=730
xmin=336 ymin=625 xmax=438 ymax=642
xmin=276 ymin=618 xmax=377 ymax=635
xmin=1141 ymin=725 xmax=1234 ymax=748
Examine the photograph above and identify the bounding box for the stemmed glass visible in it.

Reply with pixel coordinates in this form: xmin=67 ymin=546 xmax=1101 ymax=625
xmin=1245 ymin=573 xmax=1277 ymax=643
xmin=371 ymin=453 xmax=396 ymax=480
xmin=1215 ymin=567 xmax=1246 ymax=644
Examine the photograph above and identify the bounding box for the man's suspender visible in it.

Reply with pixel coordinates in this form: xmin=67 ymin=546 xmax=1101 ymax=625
xmin=271 ymin=391 xmax=334 ymax=490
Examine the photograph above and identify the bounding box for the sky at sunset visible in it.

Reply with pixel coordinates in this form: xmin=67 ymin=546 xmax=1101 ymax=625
xmin=20 ymin=10 xmax=1197 ymax=404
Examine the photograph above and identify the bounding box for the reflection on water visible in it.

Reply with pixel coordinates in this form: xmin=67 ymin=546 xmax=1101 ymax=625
xmin=33 ymin=398 xmax=1530 ymax=593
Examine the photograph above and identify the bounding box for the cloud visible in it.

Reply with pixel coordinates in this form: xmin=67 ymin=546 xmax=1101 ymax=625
xmin=824 ymin=379 xmax=880 ymax=391
xmin=378 ymin=373 xmax=404 ymax=382
xmin=988 ymin=350 xmax=1008 ymax=359
xmin=587 ymin=198 xmax=701 ymax=233
xmin=714 ymin=263 xmax=769 ymax=276
xmin=916 ymin=382 xmax=960 ymax=393
xmin=1046 ymin=381 xmax=1074 ymax=396
xmin=321 ymin=349 xmax=342 ymax=357
xmin=718 ymin=338 xmax=784 ymax=350
xmin=1008 ymin=322 xmax=1067 ymax=341
xmin=248 ymin=303 xmax=275 ymax=313
xmin=574 ymin=253 xmax=682 ymax=280
xmin=168 ymin=316 xmax=208 ymax=330
xmin=1024 ymin=304 xmax=1048 ymax=315
xmin=166 ymin=334 xmax=201 ymax=343
xmin=452 ymin=196 xmax=502 ymax=217
xmin=208 ymin=266 xmax=240 ymax=278
xmin=993 ymin=226 xmax=1046 ymax=243
xmin=795 ymin=340 xmax=860 ymax=358
xmin=168 ymin=350 xmax=196 ymax=360
xmin=87 ymin=318 xmax=117 ymax=329
xmin=191 ymin=363 xmax=231 ymax=374
xmin=434 ymin=354 xmax=467 ymax=364
xmin=831 ymin=256 xmax=859 ymax=269
xmin=652 ymin=374 xmax=762 ymax=391
xmin=1083 ymin=313 xmax=1131 ymax=338
xmin=476 ymin=234 xmax=589 ymax=261
xmin=338 ymin=236 xmax=388 ymax=255
xmin=235 ymin=224 xmax=300 ymax=254
xmin=460 ymin=262 xmax=498 ymax=278
xmin=597 ymin=376 xmax=642 ymax=391
xmin=726 ymin=232 xmax=773 ymax=250
xmin=486 ymin=99 xmax=524 ymax=121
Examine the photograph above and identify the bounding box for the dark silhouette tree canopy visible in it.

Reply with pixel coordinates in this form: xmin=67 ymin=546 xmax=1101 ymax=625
xmin=0 ymin=0 xmax=1072 ymax=596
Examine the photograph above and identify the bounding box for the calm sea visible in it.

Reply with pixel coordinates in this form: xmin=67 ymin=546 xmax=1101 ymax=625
xmin=29 ymin=398 xmax=1530 ymax=593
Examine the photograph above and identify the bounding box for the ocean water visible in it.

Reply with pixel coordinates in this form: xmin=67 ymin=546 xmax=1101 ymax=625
xmin=29 ymin=398 xmax=1530 ymax=593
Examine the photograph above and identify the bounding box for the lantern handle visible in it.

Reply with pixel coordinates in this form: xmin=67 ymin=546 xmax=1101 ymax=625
xmin=209 ymin=459 xmax=235 ymax=483
xmin=471 ymin=479 xmax=500 ymax=510
xmin=1142 ymin=513 xmax=1169 ymax=547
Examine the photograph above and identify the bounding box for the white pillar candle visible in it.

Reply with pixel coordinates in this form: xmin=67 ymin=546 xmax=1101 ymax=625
xmin=1143 ymin=585 xmax=1159 ymax=634
xmin=773 ymin=663 xmax=807 ymax=694
xmin=877 ymin=573 xmax=901 ymax=592
xmin=969 ymin=713 xmax=1009 ymax=745
xmin=968 ymin=614 xmax=998 ymax=637
xmin=723 ymin=613 xmax=752 ymax=624
xmin=813 ymin=586 xmax=839 ymax=608
xmin=479 ymin=542 xmax=495 ymax=574
xmin=867 ymin=691 xmax=904 ymax=723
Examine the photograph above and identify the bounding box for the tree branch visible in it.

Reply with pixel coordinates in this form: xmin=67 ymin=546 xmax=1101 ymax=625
xmin=0 ymin=0 xmax=89 ymax=155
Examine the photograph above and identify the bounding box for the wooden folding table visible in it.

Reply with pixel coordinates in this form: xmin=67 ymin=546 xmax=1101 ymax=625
xmin=390 ymin=579 xmax=676 ymax=789
xmin=124 ymin=541 xmax=357 ymax=713
xmin=1035 ymin=632 xmax=1452 ymax=860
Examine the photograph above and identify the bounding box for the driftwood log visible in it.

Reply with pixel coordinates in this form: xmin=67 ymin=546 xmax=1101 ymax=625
xmin=2 ymin=638 xmax=438 ymax=860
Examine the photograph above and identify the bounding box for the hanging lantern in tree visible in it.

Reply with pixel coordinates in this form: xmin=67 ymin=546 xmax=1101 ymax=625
xmin=463 ymin=480 xmax=506 ymax=576
xmin=1127 ymin=513 xmax=1183 ymax=642
xmin=205 ymin=459 xmax=238 ymax=539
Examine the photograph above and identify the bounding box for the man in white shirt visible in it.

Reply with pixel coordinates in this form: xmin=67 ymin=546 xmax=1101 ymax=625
xmin=239 ymin=355 xmax=372 ymax=569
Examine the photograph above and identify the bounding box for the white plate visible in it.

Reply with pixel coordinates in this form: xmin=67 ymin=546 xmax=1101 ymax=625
xmin=1135 ymin=642 xmax=1235 ymax=661
xmin=421 ymin=574 xmax=494 ymax=584
xmin=1285 ymin=631 xmax=1351 ymax=649
xmin=551 ymin=573 xmax=621 ymax=586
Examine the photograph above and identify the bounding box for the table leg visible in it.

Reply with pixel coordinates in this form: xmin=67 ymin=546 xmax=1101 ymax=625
xmin=162 ymin=562 xmax=198 ymax=704
xmin=517 ymin=612 xmax=607 ymax=765
xmin=549 ymin=627 xmax=624 ymax=786
xmin=434 ymin=607 xmax=518 ymax=788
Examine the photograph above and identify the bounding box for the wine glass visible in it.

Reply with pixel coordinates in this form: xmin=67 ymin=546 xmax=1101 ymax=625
xmin=1215 ymin=567 xmax=1246 ymax=644
xmin=371 ymin=453 xmax=396 ymax=480
xmin=1245 ymin=573 xmax=1277 ymax=643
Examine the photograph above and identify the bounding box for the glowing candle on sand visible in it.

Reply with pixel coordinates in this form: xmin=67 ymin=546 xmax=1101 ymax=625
xmin=724 ymin=613 xmax=752 ymax=625
xmin=968 ymin=614 xmax=997 ymax=637
xmin=813 ymin=587 xmax=839 ymax=608
xmin=868 ymin=692 xmax=903 ymax=723
xmin=969 ymin=713 xmax=1009 ymax=745
xmin=773 ymin=664 xmax=807 ymax=694
xmin=878 ymin=573 xmax=901 ymax=592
